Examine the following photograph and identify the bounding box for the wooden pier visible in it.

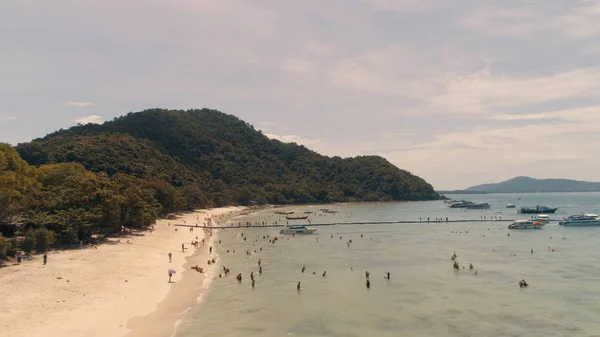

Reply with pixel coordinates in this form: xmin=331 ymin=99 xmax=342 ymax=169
xmin=175 ymin=219 xmax=516 ymax=229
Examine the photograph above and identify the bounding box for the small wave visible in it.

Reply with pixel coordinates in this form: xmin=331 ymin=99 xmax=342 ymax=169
xmin=170 ymin=231 xmax=221 ymax=337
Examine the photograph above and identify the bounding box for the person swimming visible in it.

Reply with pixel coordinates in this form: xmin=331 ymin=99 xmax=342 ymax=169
xmin=365 ymin=271 xmax=370 ymax=278
xmin=519 ymin=279 xmax=528 ymax=288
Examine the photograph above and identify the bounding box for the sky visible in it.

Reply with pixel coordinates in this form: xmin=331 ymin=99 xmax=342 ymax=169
xmin=2 ymin=0 xmax=600 ymax=190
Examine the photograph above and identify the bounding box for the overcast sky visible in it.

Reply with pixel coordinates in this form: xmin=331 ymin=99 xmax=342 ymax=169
xmin=2 ymin=0 xmax=600 ymax=189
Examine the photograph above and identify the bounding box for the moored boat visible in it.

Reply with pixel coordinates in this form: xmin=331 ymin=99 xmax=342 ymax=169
xmin=286 ymin=215 xmax=309 ymax=220
xmin=519 ymin=205 xmax=558 ymax=214
xmin=279 ymin=224 xmax=317 ymax=234
xmin=535 ymin=214 xmax=550 ymax=224
xmin=275 ymin=210 xmax=295 ymax=215
xmin=466 ymin=202 xmax=491 ymax=209
xmin=559 ymin=214 xmax=600 ymax=226
xmin=506 ymin=204 xmax=516 ymax=208
xmin=449 ymin=200 xmax=474 ymax=208
xmin=509 ymin=219 xmax=545 ymax=229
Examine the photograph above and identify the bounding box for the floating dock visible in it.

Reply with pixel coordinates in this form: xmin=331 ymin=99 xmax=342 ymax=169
xmin=175 ymin=219 xmax=516 ymax=229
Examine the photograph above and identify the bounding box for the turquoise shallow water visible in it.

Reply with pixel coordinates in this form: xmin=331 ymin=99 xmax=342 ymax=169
xmin=176 ymin=193 xmax=600 ymax=337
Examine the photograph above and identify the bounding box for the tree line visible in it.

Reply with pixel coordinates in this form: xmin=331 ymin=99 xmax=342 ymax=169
xmin=2 ymin=108 xmax=439 ymax=257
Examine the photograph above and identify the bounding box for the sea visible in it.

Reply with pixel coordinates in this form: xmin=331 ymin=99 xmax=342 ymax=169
xmin=175 ymin=193 xmax=600 ymax=337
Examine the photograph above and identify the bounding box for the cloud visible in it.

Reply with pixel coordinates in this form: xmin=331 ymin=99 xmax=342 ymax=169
xmin=76 ymin=115 xmax=104 ymax=124
xmin=360 ymin=0 xmax=434 ymax=11
xmin=328 ymin=45 xmax=484 ymax=100
xmin=281 ymin=58 xmax=313 ymax=74
xmin=458 ymin=8 xmax=546 ymax=38
xmin=265 ymin=133 xmax=321 ymax=147
xmin=65 ymin=101 xmax=94 ymax=107
xmin=378 ymin=105 xmax=600 ymax=189
xmin=423 ymin=67 xmax=600 ymax=115
xmin=459 ymin=2 xmax=600 ymax=39
xmin=0 ymin=114 xmax=17 ymax=121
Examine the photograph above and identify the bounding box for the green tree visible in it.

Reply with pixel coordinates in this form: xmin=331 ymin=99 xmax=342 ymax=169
xmin=22 ymin=229 xmax=36 ymax=255
xmin=0 ymin=234 xmax=12 ymax=258
xmin=34 ymin=227 xmax=54 ymax=253
xmin=0 ymin=143 xmax=40 ymax=227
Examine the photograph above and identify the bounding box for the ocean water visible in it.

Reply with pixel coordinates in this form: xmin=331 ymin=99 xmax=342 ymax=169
xmin=176 ymin=193 xmax=600 ymax=337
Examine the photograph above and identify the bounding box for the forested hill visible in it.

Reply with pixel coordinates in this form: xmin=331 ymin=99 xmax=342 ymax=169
xmin=17 ymin=108 xmax=439 ymax=206
xmin=465 ymin=176 xmax=600 ymax=193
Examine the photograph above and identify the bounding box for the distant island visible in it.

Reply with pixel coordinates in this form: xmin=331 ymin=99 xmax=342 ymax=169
xmin=438 ymin=176 xmax=600 ymax=194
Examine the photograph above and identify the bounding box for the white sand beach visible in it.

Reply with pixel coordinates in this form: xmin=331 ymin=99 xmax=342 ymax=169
xmin=0 ymin=206 xmax=242 ymax=337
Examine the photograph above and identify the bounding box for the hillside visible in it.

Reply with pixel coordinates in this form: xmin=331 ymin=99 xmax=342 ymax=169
xmin=465 ymin=176 xmax=600 ymax=193
xmin=16 ymin=108 xmax=439 ymax=206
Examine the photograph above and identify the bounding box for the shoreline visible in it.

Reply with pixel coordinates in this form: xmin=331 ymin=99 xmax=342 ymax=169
xmin=0 ymin=206 xmax=242 ymax=337
xmin=125 ymin=224 xmax=223 ymax=337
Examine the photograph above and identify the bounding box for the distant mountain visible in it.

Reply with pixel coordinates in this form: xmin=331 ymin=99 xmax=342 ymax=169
xmin=464 ymin=176 xmax=600 ymax=193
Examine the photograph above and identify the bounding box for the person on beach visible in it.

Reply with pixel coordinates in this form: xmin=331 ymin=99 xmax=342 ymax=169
xmin=43 ymin=253 xmax=47 ymax=265
xmin=366 ymin=279 xmax=371 ymax=289
xmin=297 ymin=281 xmax=301 ymax=291
xmin=181 ymin=243 xmax=185 ymax=252
xmin=209 ymin=246 xmax=212 ymax=254
xmin=168 ymin=270 xmax=173 ymax=283
xmin=168 ymin=252 xmax=172 ymax=262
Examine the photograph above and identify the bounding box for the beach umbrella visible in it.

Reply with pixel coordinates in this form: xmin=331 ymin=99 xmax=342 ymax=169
xmin=168 ymin=269 xmax=176 ymax=274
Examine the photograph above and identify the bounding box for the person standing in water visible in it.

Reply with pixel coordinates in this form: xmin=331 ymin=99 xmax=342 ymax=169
xmin=366 ymin=279 xmax=371 ymax=289
xmin=365 ymin=271 xmax=370 ymax=278
xmin=302 ymin=266 xmax=306 ymax=273
xmin=322 ymin=271 xmax=326 ymax=277
xmin=258 ymin=259 xmax=261 ymax=267
xmin=385 ymin=272 xmax=390 ymax=279
xmin=469 ymin=263 xmax=473 ymax=270
xmin=43 ymin=253 xmax=47 ymax=265
xmin=259 ymin=265 xmax=263 ymax=274
xmin=297 ymin=281 xmax=301 ymax=291
xmin=168 ymin=252 xmax=172 ymax=263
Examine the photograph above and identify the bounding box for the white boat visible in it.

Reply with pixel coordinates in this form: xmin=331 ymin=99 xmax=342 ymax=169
xmin=535 ymin=214 xmax=550 ymax=224
xmin=559 ymin=214 xmax=600 ymax=226
xmin=275 ymin=210 xmax=295 ymax=215
xmin=506 ymin=204 xmax=516 ymax=208
xmin=508 ymin=219 xmax=545 ymax=229
xmin=279 ymin=224 xmax=317 ymax=234
xmin=449 ymin=200 xmax=474 ymax=208
xmin=466 ymin=202 xmax=491 ymax=209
